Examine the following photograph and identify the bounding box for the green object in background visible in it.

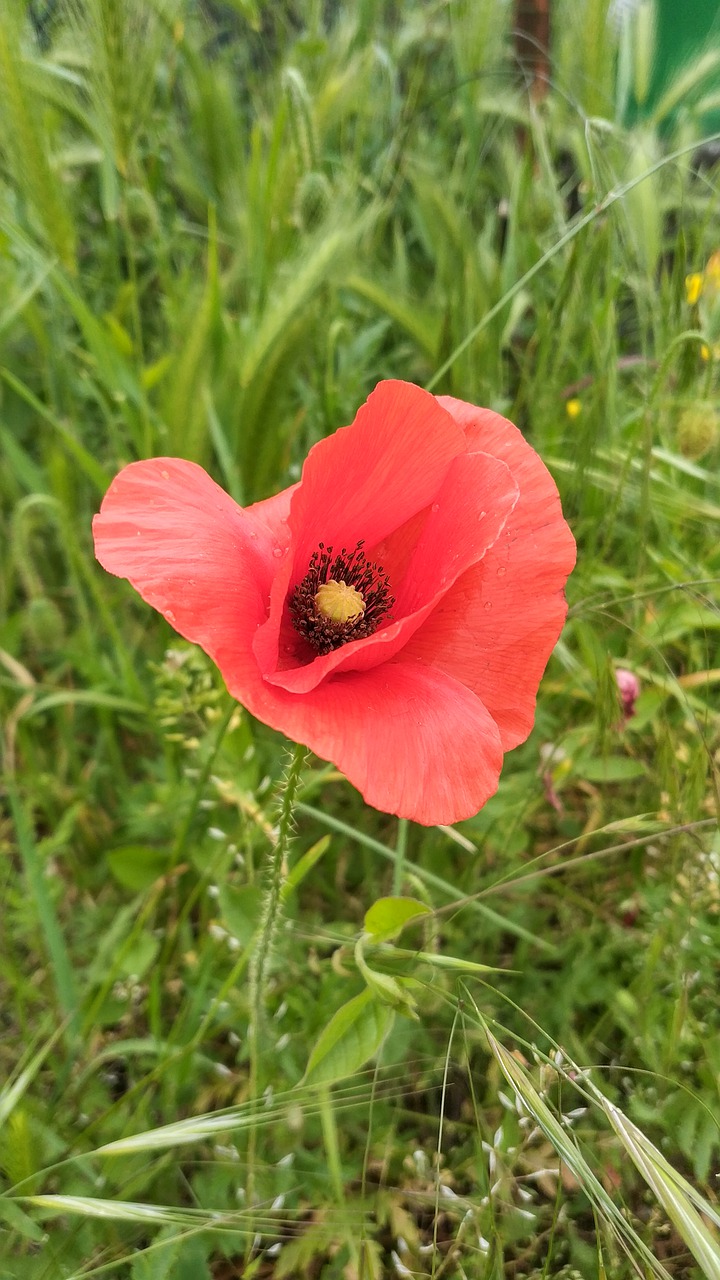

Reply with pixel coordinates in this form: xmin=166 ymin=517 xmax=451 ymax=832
xmin=618 ymin=0 xmax=720 ymax=130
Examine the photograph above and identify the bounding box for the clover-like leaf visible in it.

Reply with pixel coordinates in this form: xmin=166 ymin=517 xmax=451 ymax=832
xmin=363 ymin=896 xmax=431 ymax=943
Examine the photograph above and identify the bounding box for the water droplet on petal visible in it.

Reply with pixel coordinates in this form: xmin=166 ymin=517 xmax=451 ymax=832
xmin=166 ymin=609 xmax=176 ymax=622
xmin=272 ymin=547 xmax=283 ymax=558
xmin=161 ymin=469 xmax=170 ymax=480
xmin=477 ymin=510 xmax=487 ymax=521
xmin=484 ymin=601 xmax=492 ymax=611
xmin=431 ymin=502 xmax=440 ymax=513
xmin=496 ymin=566 xmax=506 ymax=577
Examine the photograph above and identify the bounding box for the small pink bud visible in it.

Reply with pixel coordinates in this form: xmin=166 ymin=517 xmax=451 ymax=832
xmin=615 ymin=668 xmax=640 ymax=720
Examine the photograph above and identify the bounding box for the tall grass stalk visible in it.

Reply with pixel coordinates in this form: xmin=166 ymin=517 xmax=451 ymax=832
xmin=6 ymin=783 xmax=79 ymax=1046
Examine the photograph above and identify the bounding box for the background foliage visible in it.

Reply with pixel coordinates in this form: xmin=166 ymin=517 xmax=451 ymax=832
xmin=1 ymin=0 xmax=719 ymax=1276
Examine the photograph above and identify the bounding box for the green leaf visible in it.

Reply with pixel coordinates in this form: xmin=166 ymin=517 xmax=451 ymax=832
xmin=579 ymin=757 xmax=647 ymax=783
xmin=20 ymin=691 xmax=145 ymax=720
xmin=396 ymin=949 xmax=505 ymax=975
xmin=281 ymin=835 xmax=332 ymax=900
xmin=345 ymin=274 xmax=439 ymax=358
xmin=106 ymin=845 xmax=170 ymax=892
xmin=131 ymin=1229 xmax=211 ymax=1280
xmin=355 ymin=954 xmax=418 ymax=1016
xmin=0 ymin=1197 xmax=45 ymax=1242
xmin=363 ymin=896 xmax=431 ymax=943
xmin=303 ymin=989 xmax=394 ymax=1088
xmin=274 ymin=1218 xmax=340 ymax=1278
xmin=218 ymin=884 xmax=262 ymax=947
xmin=117 ymin=934 xmax=159 ymax=981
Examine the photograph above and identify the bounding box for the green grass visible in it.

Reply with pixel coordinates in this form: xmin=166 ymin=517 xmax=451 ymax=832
xmin=1 ymin=1 xmax=720 ymax=1276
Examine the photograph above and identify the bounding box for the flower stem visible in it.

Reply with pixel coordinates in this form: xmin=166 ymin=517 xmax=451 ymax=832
xmin=392 ymin=817 xmax=409 ymax=895
xmin=250 ymin=741 xmax=308 ymax=1038
xmin=246 ymin=741 xmax=307 ymax=1222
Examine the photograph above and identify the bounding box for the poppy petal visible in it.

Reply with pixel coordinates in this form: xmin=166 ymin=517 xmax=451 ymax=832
xmin=252 ymin=380 xmax=467 ymax=678
xmin=260 ymin=449 xmax=518 ymax=694
xmin=92 ymin=464 xmax=505 ymax=823
xmin=91 ymin=458 xmax=287 ymax=674
xmin=288 ymin=379 xmax=466 ymax=573
xmin=264 ymin=659 xmax=504 ymax=825
xmin=408 ymin=398 xmax=576 ymax=748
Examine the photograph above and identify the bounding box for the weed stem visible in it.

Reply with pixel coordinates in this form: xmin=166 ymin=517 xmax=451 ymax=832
xmin=246 ymin=741 xmax=307 ymax=1226
xmin=250 ymin=741 xmax=308 ymax=1045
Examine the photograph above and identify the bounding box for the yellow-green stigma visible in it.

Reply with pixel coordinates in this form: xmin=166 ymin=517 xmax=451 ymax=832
xmin=290 ymin=541 xmax=394 ymax=655
xmin=315 ymin=579 xmax=366 ymax=624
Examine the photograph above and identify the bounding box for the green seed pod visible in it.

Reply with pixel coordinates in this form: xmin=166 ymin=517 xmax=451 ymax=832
xmin=676 ymin=402 xmax=719 ymax=461
xmin=23 ymin=596 xmax=66 ymax=651
xmin=295 ymin=170 xmax=331 ymax=232
xmin=123 ymin=186 xmax=160 ymax=239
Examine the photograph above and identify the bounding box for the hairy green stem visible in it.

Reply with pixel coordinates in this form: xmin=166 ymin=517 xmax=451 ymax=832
xmin=246 ymin=741 xmax=307 ymax=1226
xmin=249 ymin=741 xmax=308 ymax=1044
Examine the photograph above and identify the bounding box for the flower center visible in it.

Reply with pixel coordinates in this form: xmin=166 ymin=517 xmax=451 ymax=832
xmin=315 ymin=579 xmax=366 ymax=624
xmin=289 ymin=541 xmax=394 ymax=655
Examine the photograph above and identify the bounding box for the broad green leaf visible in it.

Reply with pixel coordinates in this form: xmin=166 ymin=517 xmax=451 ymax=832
xmin=116 ymin=934 xmax=159 ymax=981
xmin=580 ymin=756 xmax=647 ymax=783
xmin=304 ymin=989 xmax=394 ymax=1088
xmin=358 ymin=966 xmax=410 ymax=1009
xmin=106 ymin=845 xmax=170 ymax=892
xmin=363 ymin=896 xmax=431 ymax=943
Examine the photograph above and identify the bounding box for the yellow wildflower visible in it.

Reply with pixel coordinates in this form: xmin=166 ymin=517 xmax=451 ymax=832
xmin=685 ymin=272 xmax=703 ymax=306
xmin=686 ymin=252 xmax=720 ymax=306
xmin=566 ymin=398 xmax=582 ymax=419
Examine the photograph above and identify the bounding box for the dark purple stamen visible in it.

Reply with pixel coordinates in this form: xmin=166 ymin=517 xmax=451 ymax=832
xmin=289 ymin=540 xmax=394 ymax=655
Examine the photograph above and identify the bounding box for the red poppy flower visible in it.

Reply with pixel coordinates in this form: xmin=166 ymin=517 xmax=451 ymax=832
xmin=93 ymin=380 xmax=575 ymax=824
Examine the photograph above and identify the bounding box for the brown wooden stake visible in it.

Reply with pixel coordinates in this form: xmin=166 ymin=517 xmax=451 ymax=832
xmin=514 ymin=0 xmax=551 ymax=104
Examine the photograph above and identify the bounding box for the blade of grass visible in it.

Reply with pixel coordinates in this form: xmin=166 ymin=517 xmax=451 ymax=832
xmin=596 ymin=1096 xmax=720 ymax=1278
xmin=6 ymin=782 xmax=79 ymax=1046
xmin=479 ymin=1017 xmax=673 ymax=1280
